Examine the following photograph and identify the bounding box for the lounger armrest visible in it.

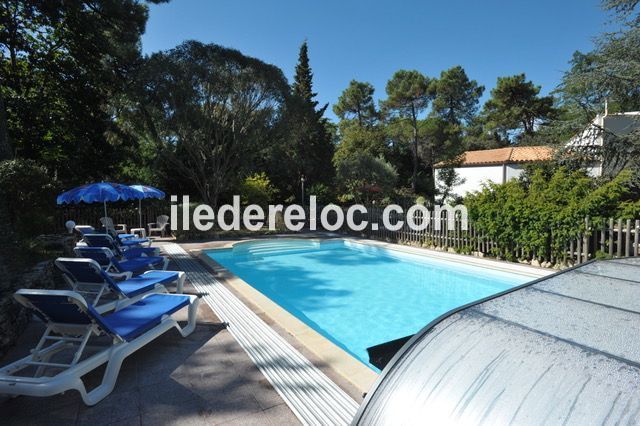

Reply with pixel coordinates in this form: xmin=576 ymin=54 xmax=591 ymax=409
xmin=107 ymin=271 xmax=133 ymax=281
xmin=132 ymin=246 xmax=159 ymax=255
xmin=122 ymin=247 xmax=157 ymax=258
xmin=147 ymin=222 xmax=157 ymax=228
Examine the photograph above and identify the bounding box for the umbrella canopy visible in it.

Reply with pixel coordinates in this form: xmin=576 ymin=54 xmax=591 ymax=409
xmin=57 ymin=182 xmax=145 ymax=221
xmin=129 ymin=184 xmax=166 ymax=228
xmin=129 ymin=185 xmax=165 ymax=200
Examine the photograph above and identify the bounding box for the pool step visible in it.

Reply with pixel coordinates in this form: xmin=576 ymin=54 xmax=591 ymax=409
xmin=234 ymin=240 xmax=320 ymax=257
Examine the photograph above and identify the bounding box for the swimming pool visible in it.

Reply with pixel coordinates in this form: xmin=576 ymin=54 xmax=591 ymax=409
xmin=206 ymin=239 xmax=532 ymax=370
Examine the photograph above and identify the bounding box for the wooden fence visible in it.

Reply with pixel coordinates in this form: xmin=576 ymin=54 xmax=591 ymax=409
xmin=55 ymin=202 xmax=639 ymax=267
xmin=320 ymin=206 xmax=640 ymax=267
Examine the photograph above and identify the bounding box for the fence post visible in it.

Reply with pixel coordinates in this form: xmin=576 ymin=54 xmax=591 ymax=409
xmin=617 ymin=218 xmax=623 ymax=257
xmin=635 ymin=220 xmax=640 ymax=257
xmin=582 ymin=217 xmax=590 ymax=263
xmin=599 ymin=219 xmax=606 ymax=253
xmin=625 ymin=219 xmax=632 ymax=257
xmin=609 ymin=218 xmax=614 ymax=257
xmin=576 ymin=235 xmax=582 ymax=265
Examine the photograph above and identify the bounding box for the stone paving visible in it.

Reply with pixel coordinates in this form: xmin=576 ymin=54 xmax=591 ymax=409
xmin=0 ymin=280 xmax=300 ymax=425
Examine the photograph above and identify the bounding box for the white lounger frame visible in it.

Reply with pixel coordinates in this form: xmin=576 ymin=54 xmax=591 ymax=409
xmin=0 ymin=291 xmax=200 ymax=406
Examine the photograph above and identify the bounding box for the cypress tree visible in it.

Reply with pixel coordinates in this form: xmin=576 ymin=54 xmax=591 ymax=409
xmin=292 ymin=41 xmax=317 ymax=107
xmin=286 ymin=41 xmax=334 ymax=192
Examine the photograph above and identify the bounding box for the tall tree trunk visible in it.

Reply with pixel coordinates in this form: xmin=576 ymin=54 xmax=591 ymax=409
xmin=428 ymin=145 xmax=436 ymax=204
xmin=411 ymin=107 xmax=418 ymax=192
xmin=0 ymin=92 xmax=13 ymax=161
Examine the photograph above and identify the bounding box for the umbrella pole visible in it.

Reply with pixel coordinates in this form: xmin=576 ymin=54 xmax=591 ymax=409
xmin=139 ymin=199 xmax=142 ymax=229
xmin=103 ymin=200 xmax=107 ymax=223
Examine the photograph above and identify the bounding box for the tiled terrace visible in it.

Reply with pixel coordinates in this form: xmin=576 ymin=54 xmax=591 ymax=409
xmin=0 ymin=259 xmax=301 ymax=425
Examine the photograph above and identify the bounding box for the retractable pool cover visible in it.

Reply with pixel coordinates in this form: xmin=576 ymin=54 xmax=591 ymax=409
xmin=353 ymin=258 xmax=640 ymax=425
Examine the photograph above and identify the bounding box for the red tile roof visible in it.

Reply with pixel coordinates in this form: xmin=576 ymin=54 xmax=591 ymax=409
xmin=436 ymin=146 xmax=555 ymax=167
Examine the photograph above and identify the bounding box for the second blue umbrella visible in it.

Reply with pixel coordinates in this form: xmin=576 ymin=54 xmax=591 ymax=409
xmin=130 ymin=185 xmax=166 ymax=228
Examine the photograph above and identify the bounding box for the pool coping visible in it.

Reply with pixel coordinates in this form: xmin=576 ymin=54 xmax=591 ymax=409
xmin=192 ymin=236 xmax=553 ymax=394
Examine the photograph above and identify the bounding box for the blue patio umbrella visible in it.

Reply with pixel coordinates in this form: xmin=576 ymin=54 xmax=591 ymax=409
xmin=57 ymin=182 xmax=145 ymax=221
xmin=129 ymin=185 xmax=166 ymax=228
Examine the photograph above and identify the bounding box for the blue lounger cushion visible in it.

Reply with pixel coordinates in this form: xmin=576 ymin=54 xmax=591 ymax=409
xmin=74 ymin=247 xmax=167 ymax=274
xmin=99 ymin=294 xmax=190 ymax=341
xmin=121 ymin=247 xmax=157 ymax=258
xmin=16 ymin=290 xmax=191 ymax=342
xmin=118 ymin=256 xmax=165 ymax=271
xmin=120 ymin=238 xmax=150 ymax=246
xmin=115 ymin=271 xmax=180 ymax=297
xmin=84 ymin=234 xmax=150 ymax=251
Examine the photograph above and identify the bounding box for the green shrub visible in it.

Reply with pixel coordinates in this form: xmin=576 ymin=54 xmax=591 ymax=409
xmin=239 ymin=172 xmax=277 ymax=206
xmin=0 ymin=159 xmax=57 ymax=239
xmin=336 ymin=152 xmax=397 ymax=203
xmin=465 ymin=167 xmax=639 ymax=263
xmin=307 ymin=183 xmax=335 ymax=204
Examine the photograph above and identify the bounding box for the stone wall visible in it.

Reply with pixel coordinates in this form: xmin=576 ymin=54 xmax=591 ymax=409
xmin=0 ymin=261 xmax=59 ymax=358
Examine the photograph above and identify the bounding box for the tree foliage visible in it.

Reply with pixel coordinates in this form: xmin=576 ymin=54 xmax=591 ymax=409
xmin=430 ymin=66 xmax=484 ymax=126
xmin=333 ymin=80 xmax=387 ymax=164
xmin=0 ymin=0 xmax=165 ymax=182
xmin=481 ymin=74 xmax=557 ymax=145
xmin=553 ymin=0 xmax=640 ymax=177
xmin=333 ymin=80 xmax=377 ymax=126
xmin=134 ymin=41 xmax=289 ymax=207
xmin=603 ymin=0 xmax=640 ymax=25
xmin=382 ymin=70 xmax=433 ymax=192
xmin=555 ymin=0 xmax=640 ymax=121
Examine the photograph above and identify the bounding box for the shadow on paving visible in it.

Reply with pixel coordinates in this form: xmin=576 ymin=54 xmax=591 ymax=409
xmin=0 ymin=299 xmax=301 ymax=425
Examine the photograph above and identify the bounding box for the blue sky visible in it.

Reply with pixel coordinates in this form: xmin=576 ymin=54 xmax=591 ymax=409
xmin=142 ymin=0 xmax=615 ymax=121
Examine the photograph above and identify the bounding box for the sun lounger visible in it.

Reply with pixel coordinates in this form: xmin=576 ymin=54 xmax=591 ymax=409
xmin=0 ymin=289 xmax=200 ymax=405
xmin=83 ymin=234 xmax=154 ymax=255
xmin=75 ymin=225 xmax=136 ymax=242
xmin=55 ymin=258 xmax=185 ymax=313
xmin=74 ymin=246 xmax=169 ymax=274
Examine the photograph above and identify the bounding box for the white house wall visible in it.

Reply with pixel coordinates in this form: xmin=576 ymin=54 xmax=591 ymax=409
xmin=505 ymin=164 xmax=525 ymax=181
xmin=437 ymin=165 xmax=505 ymax=197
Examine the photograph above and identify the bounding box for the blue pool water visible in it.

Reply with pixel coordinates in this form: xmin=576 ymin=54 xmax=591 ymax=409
xmin=206 ymin=239 xmax=531 ymax=370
